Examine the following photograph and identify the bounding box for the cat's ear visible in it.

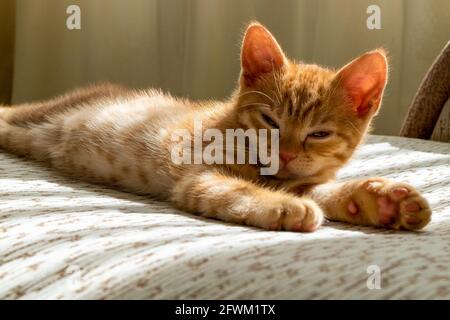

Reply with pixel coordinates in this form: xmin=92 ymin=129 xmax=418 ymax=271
xmin=240 ymin=22 xmax=286 ymax=86
xmin=336 ymin=49 xmax=388 ymax=117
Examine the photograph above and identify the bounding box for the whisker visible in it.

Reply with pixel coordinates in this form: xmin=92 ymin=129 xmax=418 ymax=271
xmin=238 ymin=90 xmax=275 ymax=104
xmin=345 ymin=119 xmax=361 ymax=135
xmin=272 ymin=71 xmax=283 ymax=105
xmin=325 ymin=77 xmax=341 ymax=104
xmin=238 ymin=102 xmax=272 ymax=112
xmin=268 ymin=60 xmax=282 ymax=105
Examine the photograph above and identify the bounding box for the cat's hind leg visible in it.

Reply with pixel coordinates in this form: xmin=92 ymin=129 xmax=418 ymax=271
xmin=0 ymin=118 xmax=32 ymax=157
xmin=0 ymin=118 xmax=55 ymax=161
xmin=0 ymin=83 xmax=128 ymax=160
xmin=0 ymin=83 xmax=127 ymax=127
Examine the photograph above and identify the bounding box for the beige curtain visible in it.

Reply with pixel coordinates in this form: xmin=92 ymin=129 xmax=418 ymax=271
xmin=6 ymin=0 xmax=450 ymax=135
xmin=0 ymin=0 xmax=15 ymax=104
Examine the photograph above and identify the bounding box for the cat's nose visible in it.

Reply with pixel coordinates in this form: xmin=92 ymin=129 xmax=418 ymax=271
xmin=279 ymin=151 xmax=297 ymax=165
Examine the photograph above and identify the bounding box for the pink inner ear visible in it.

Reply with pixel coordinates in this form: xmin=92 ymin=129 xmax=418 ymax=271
xmin=338 ymin=51 xmax=387 ymax=117
xmin=241 ymin=24 xmax=285 ymax=85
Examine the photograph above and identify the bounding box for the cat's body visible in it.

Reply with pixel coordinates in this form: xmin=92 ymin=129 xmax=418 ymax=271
xmin=1 ymin=84 xmax=235 ymax=198
xmin=0 ymin=23 xmax=431 ymax=231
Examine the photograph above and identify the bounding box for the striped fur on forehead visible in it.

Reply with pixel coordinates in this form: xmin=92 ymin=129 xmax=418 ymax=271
xmin=236 ymin=63 xmax=335 ymax=118
xmin=279 ymin=63 xmax=335 ymax=121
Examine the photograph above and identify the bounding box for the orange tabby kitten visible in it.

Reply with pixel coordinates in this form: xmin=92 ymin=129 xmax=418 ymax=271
xmin=0 ymin=22 xmax=431 ymax=232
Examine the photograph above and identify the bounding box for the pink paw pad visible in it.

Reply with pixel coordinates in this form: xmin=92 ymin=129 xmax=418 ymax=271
xmin=405 ymin=202 xmax=420 ymax=212
xmin=347 ymin=201 xmax=359 ymax=215
xmin=392 ymin=187 xmax=409 ymax=199
xmin=269 ymin=222 xmax=279 ymax=230
xmin=303 ymin=223 xmax=319 ymax=232
xmin=377 ymin=196 xmax=398 ymax=224
xmin=290 ymin=223 xmax=303 ymax=232
xmin=405 ymin=215 xmax=422 ymax=225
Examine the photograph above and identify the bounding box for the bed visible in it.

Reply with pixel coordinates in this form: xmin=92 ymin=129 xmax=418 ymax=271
xmin=0 ymin=134 xmax=449 ymax=299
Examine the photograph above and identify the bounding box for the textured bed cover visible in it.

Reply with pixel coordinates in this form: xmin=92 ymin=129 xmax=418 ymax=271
xmin=0 ymin=135 xmax=449 ymax=299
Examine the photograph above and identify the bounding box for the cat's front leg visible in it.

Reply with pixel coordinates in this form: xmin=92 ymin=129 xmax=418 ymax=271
xmin=310 ymin=178 xmax=432 ymax=230
xmin=171 ymin=170 xmax=323 ymax=232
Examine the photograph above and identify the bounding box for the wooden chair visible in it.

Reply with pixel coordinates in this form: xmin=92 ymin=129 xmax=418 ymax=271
xmin=400 ymin=41 xmax=450 ymax=142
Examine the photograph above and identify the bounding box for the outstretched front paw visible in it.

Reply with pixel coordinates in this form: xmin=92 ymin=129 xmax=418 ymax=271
xmin=249 ymin=197 xmax=324 ymax=232
xmin=346 ymin=178 xmax=432 ymax=230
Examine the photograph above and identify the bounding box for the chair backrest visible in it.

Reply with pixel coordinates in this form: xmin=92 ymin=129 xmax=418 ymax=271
xmin=400 ymin=41 xmax=450 ymax=142
xmin=430 ymin=99 xmax=450 ymax=142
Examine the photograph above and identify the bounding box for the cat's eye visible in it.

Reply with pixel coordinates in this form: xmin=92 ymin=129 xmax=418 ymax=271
xmin=261 ymin=113 xmax=279 ymax=129
xmin=308 ymin=131 xmax=331 ymax=138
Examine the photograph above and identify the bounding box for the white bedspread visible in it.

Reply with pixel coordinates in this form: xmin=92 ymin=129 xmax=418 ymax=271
xmin=0 ymin=135 xmax=449 ymax=299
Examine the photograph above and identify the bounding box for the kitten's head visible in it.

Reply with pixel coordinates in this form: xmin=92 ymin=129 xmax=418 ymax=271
xmin=233 ymin=22 xmax=388 ymax=186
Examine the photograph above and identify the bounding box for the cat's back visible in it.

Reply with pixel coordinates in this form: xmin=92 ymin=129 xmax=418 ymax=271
xmin=49 ymin=84 xmax=195 ymax=133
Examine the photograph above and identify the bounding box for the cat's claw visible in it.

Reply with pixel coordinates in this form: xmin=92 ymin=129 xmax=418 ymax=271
xmin=347 ymin=178 xmax=432 ymax=230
